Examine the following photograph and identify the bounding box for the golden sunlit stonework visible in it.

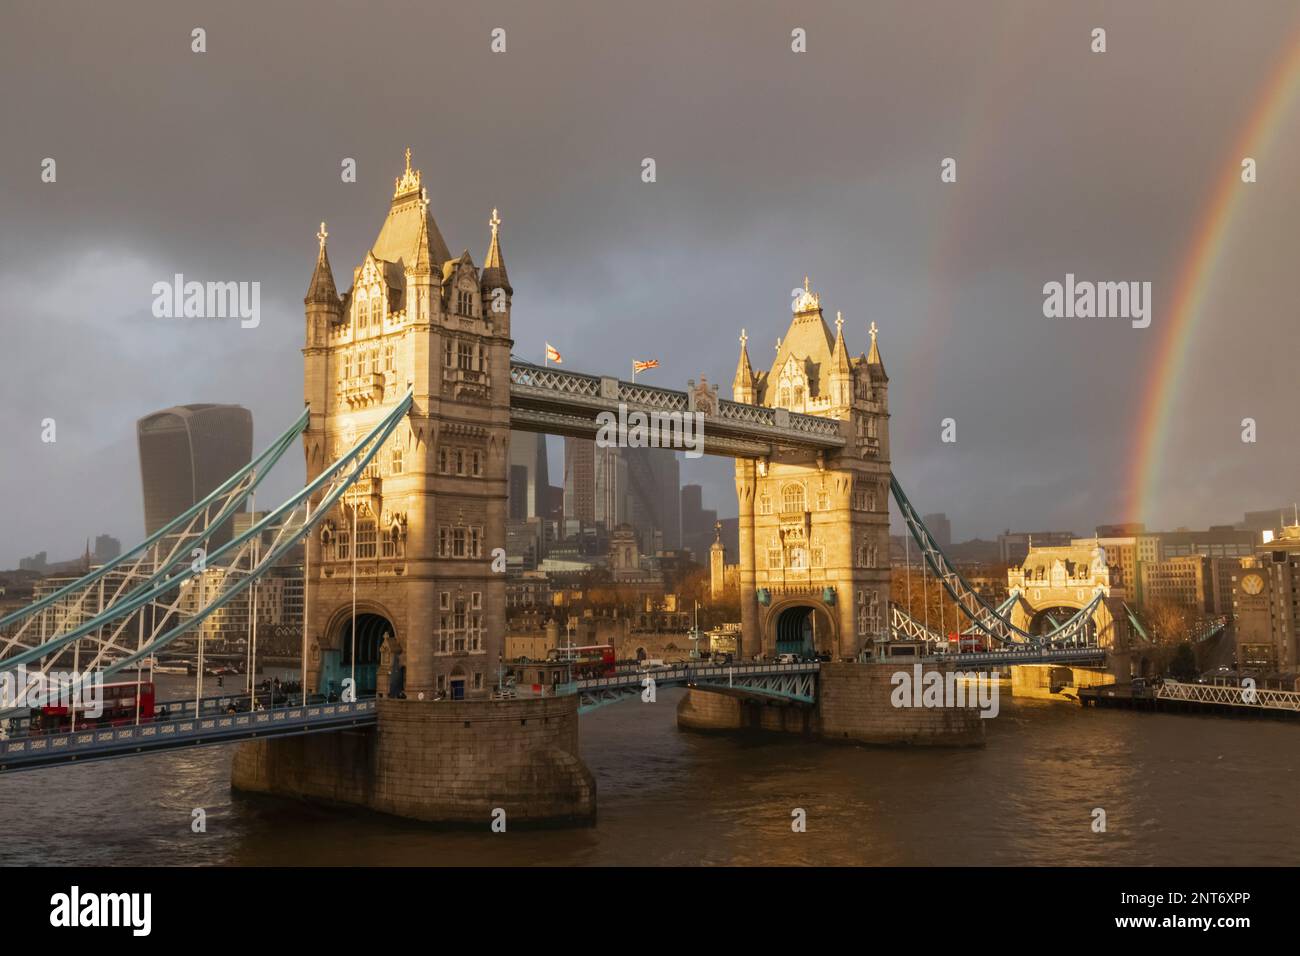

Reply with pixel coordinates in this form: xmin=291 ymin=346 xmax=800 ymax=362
xmin=302 ymin=150 xmax=513 ymax=701
xmin=732 ymin=278 xmax=892 ymax=661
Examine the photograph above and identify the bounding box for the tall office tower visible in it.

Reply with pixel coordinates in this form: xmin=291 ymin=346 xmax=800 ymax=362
xmin=563 ymin=436 xmax=596 ymax=532
xmin=653 ymin=450 xmax=681 ymax=550
xmin=593 ymin=444 xmax=629 ymax=530
xmin=507 ymin=431 xmax=549 ymax=520
xmin=620 ymin=446 xmax=681 ymax=553
xmin=93 ymin=534 xmax=121 ymax=563
xmin=922 ymin=513 xmax=951 ymax=549
xmin=137 ymin=404 xmax=253 ymax=547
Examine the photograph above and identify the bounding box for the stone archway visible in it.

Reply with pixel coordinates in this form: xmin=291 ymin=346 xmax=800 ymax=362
xmin=321 ymin=602 xmax=398 ymax=697
xmin=762 ymin=598 xmax=837 ymax=660
xmin=1008 ymin=592 xmax=1116 ymax=647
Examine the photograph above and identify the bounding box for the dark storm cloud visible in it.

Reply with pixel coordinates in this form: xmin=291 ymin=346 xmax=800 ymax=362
xmin=2 ymin=0 xmax=1298 ymax=565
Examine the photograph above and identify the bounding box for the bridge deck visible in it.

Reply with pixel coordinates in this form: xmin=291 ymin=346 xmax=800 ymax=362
xmin=564 ymin=661 xmax=821 ymax=712
xmin=0 ymin=699 xmax=377 ymax=775
xmin=509 ymin=360 xmax=847 ymax=458
xmin=919 ymin=647 xmax=1108 ymax=666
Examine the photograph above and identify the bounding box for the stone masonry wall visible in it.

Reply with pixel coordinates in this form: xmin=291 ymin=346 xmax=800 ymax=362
xmin=678 ymin=662 xmax=985 ymax=746
xmin=232 ymin=694 xmax=595 ymax=827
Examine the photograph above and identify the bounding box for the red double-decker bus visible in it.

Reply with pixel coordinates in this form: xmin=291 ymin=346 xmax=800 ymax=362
xmin=548 ymin=645 xmax=617 ymax=679
xmin=949 ymin=633 xmax=987 ymax=654
xmin=30 ymin=681 xmax=156 ymax=733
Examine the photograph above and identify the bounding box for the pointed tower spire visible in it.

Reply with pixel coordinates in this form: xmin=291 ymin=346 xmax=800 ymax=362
xmin=733 ymin=328 xmax=754 ymax=401
xmin=866 ymin=321 xmax=888 ymax=380
xmin=409 ymin=205 xmax=434 ymax=275
xmin=831 ymin=311 xmax=851 ymax=374
xmin=305 ymin=221 xmax=340 ymax=305
xmin=480 ymin=207 xmax=512 ymax=294
xmin=828 ymin=311 xmax=853 ymax=406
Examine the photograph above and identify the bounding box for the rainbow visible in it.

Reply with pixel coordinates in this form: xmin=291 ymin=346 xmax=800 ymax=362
xmin=1126 ymin=18 xmax=1300 ymax=523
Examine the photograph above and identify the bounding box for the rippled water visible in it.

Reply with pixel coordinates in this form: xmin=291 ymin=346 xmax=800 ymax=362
xmin=2 ymin=682 xmax=1297 ymax=866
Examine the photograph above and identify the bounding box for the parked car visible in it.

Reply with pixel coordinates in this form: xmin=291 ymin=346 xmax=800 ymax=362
xmin=776 ymin=653 xmax=799 ymax=664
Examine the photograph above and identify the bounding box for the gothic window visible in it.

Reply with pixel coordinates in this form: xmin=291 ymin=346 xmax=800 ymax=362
xmin=782 ymin=482 xmax=806 ymax=514
xmin=370 ymin=348 xmax=379 ymax=374
xmin=471 ymin=450 xmax=482 ymax=476
xmin=454 ymin=605 xmax=467 ymax=651
xmin=817 ymin=490 xmax=830 ymax=510
xmin=382 ymin=526 xmax=397 ymax=558
xmin=453 ymin=528 xmax=467 ymax=558
xmin=369 ymin=295 xmax=382 ymax=329
xmin=457 ymin=342 xmax=474 ymax=370
xmin=438 ymin=528 xmax=449 ymax=557
xmin=867 ymin=488 xmax=876 ymax=512
xmin=778 ymin=388 xmax=790 ymax=407
xmin=793 ymin=387 xmax=804 ymax=406
xmin=759 ymin=494 xmax=772 ymax=515
xmin=866 ymin=591 xmax=881 ymax=634
xmin=356 ymin=520 xmax=377 ymax=559
xmin=342 ymin=352 xmax=352 ymax=379
xmin=454 ymin=449 xmax=465 ymax=475
xmin=470 ymin=616 xmax=483 ymax=652
xmin=456 ymin=289 xmax=474 ymax=316
xmin=336 ymin=526 xmax=350 ymax=561
xmin=471 ymin=591 xmax=482 ymax=610
xmin=811 ymin=547 xmax=825 ymax=567
xmin=384 ymin=345 xmax=395 ymax=371
xmin=438 ymin=615 xmax=450 ymax=653
xmin=444 ymin=340 xmax=454 ymax=367
xmin=768 ymin=547 xmax=783 ymax=569
xmin=440 ymin=592 xmax=451 ymax=611
xmin=390 ymin=444 xmax=403 ymax=474
xmin=470 ymin=528 xmax=482 ymax=558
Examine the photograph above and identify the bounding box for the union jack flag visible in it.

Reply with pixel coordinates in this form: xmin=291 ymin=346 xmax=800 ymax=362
xmin=633 ymin=359 xmax=660 ymax=373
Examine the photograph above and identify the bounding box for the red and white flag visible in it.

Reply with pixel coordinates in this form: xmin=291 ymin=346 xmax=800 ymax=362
xmin=633 ymin=359 xmax=660 ymax=373
xmin=545 ymin=343 xmax=563 ymax=364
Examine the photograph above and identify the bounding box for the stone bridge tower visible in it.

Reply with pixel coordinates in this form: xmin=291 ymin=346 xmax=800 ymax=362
xmin=301 ymin=150 xmax=513 ymax=701
xmin=732 ymin=279 xmax=892 ymax=662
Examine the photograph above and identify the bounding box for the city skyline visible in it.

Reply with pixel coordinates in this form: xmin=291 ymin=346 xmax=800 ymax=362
xmin=3 ymin=1 xmax=1299 ymax=569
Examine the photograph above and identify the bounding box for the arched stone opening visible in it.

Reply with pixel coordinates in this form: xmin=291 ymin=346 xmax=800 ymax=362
xmin=771 ymin=603 xmax=835 ymax=659
xmin=331 ymin=611 xmax=394 ymax=696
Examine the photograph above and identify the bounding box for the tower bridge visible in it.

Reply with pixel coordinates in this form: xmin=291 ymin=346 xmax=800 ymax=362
xmin=0 ymin=152 xmax=1114 ymax=821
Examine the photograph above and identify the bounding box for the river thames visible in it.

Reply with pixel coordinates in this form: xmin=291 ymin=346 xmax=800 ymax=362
xmin=2 ymin=684 xmax=1297 ymax=867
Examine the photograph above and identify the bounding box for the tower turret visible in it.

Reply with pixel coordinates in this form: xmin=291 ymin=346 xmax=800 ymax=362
xmin=828 ymin=310 xmax=853 ymax=409
xmin=480 ymin=207 xmax=512 ymax=335
xmin=733 ymin=328 xmax=755 ymax=403
xmin=303 ymin=223 xmax=342 ymax=460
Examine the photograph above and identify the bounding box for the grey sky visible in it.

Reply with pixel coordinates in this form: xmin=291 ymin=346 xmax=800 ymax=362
xmin=2 ymin=0 xmax=1299 ymax=567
